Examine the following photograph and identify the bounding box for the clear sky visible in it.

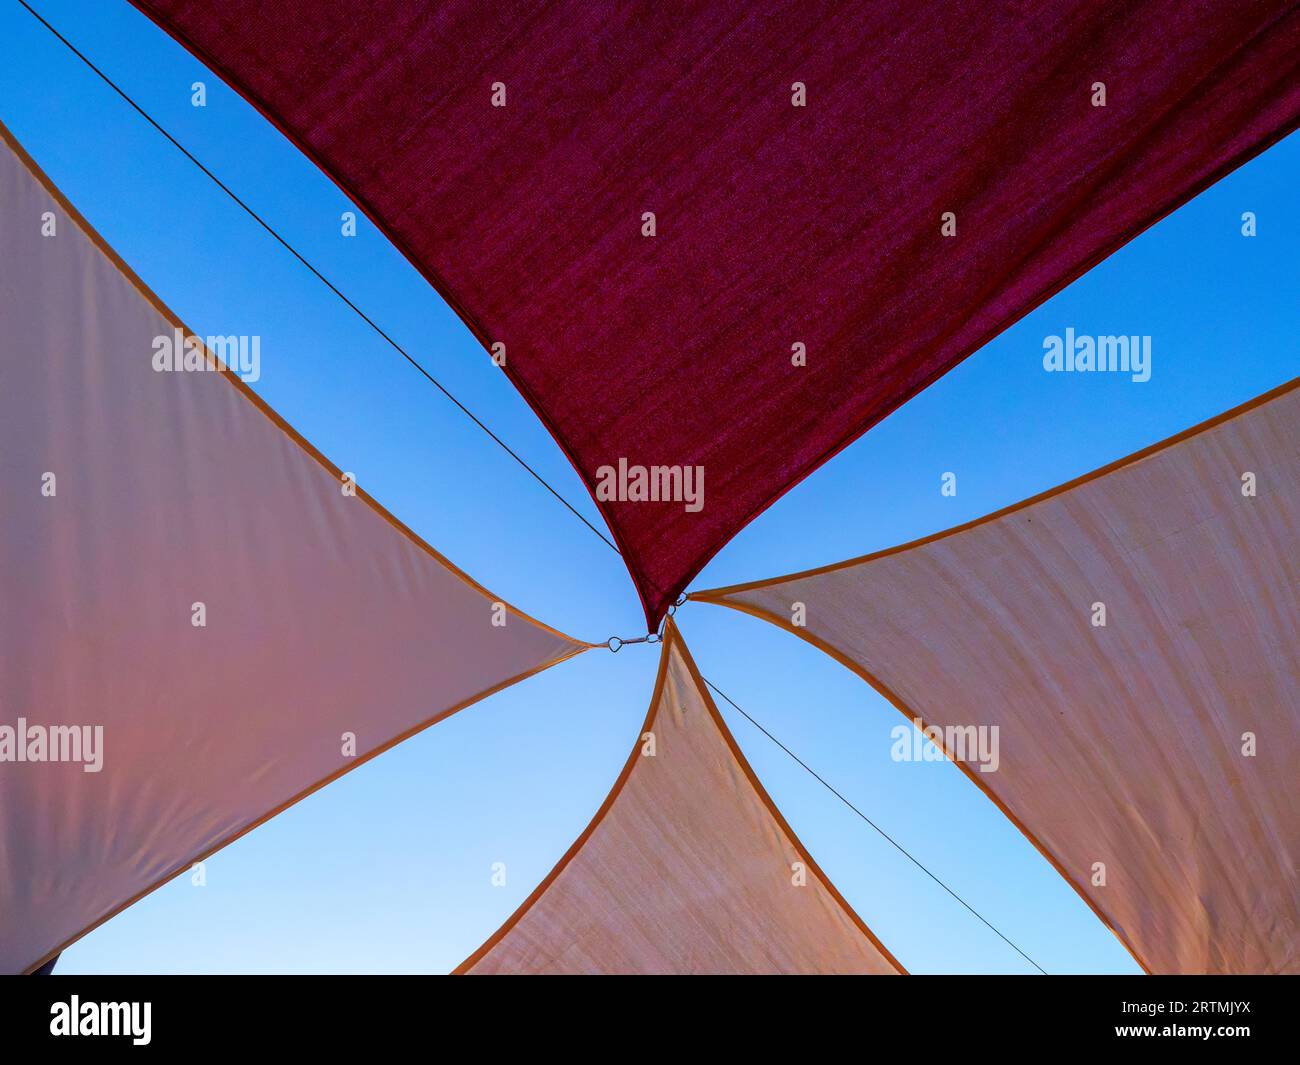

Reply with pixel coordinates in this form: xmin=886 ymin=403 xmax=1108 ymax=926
xmin=2 ymin=0 xmax=1295 ymax=974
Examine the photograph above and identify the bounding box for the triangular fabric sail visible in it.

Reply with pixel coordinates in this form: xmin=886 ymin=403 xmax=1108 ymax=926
xmin=132 ymin=0 xmax=1300 ymax=625
xmin=458 ymin=620 xmax=904 ymax=975
xmin=0 ymin=125 xmax=588 ymax=975
xmin=695 ymin=380 xmax=1300 ymax=975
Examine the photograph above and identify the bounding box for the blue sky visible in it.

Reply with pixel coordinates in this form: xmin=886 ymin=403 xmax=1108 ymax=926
xmin=2 ymin=0 xmax=1295 ymax=974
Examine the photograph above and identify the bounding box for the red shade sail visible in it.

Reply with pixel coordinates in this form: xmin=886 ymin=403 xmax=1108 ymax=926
xmin=132 ymin=0 xmax=1300 ymax=624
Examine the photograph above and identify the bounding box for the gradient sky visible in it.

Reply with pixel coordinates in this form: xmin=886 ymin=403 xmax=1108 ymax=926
xmin=2 ymin=0 xmax=1295 ymax=974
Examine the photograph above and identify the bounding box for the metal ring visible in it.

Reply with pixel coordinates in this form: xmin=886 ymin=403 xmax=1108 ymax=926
xmin=606 ymin=636 xmax=623 ymax=653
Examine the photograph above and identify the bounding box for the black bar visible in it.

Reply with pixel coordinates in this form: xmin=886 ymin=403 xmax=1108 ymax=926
xmin=0 ymin=974 xmax=1290 ymax=1052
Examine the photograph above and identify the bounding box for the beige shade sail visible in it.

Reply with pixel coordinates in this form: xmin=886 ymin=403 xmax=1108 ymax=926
xmin=458 ymin=619 xmax=905 ymax=974
xmin=0 ymin=124 xmax=589 ymax=975
xmin=694 ymin=379 xmax=1300 ymax=974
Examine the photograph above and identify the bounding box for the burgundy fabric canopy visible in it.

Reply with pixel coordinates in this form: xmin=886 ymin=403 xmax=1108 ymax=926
xmin=133 ymin=0 xmax=1300 ymax=624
